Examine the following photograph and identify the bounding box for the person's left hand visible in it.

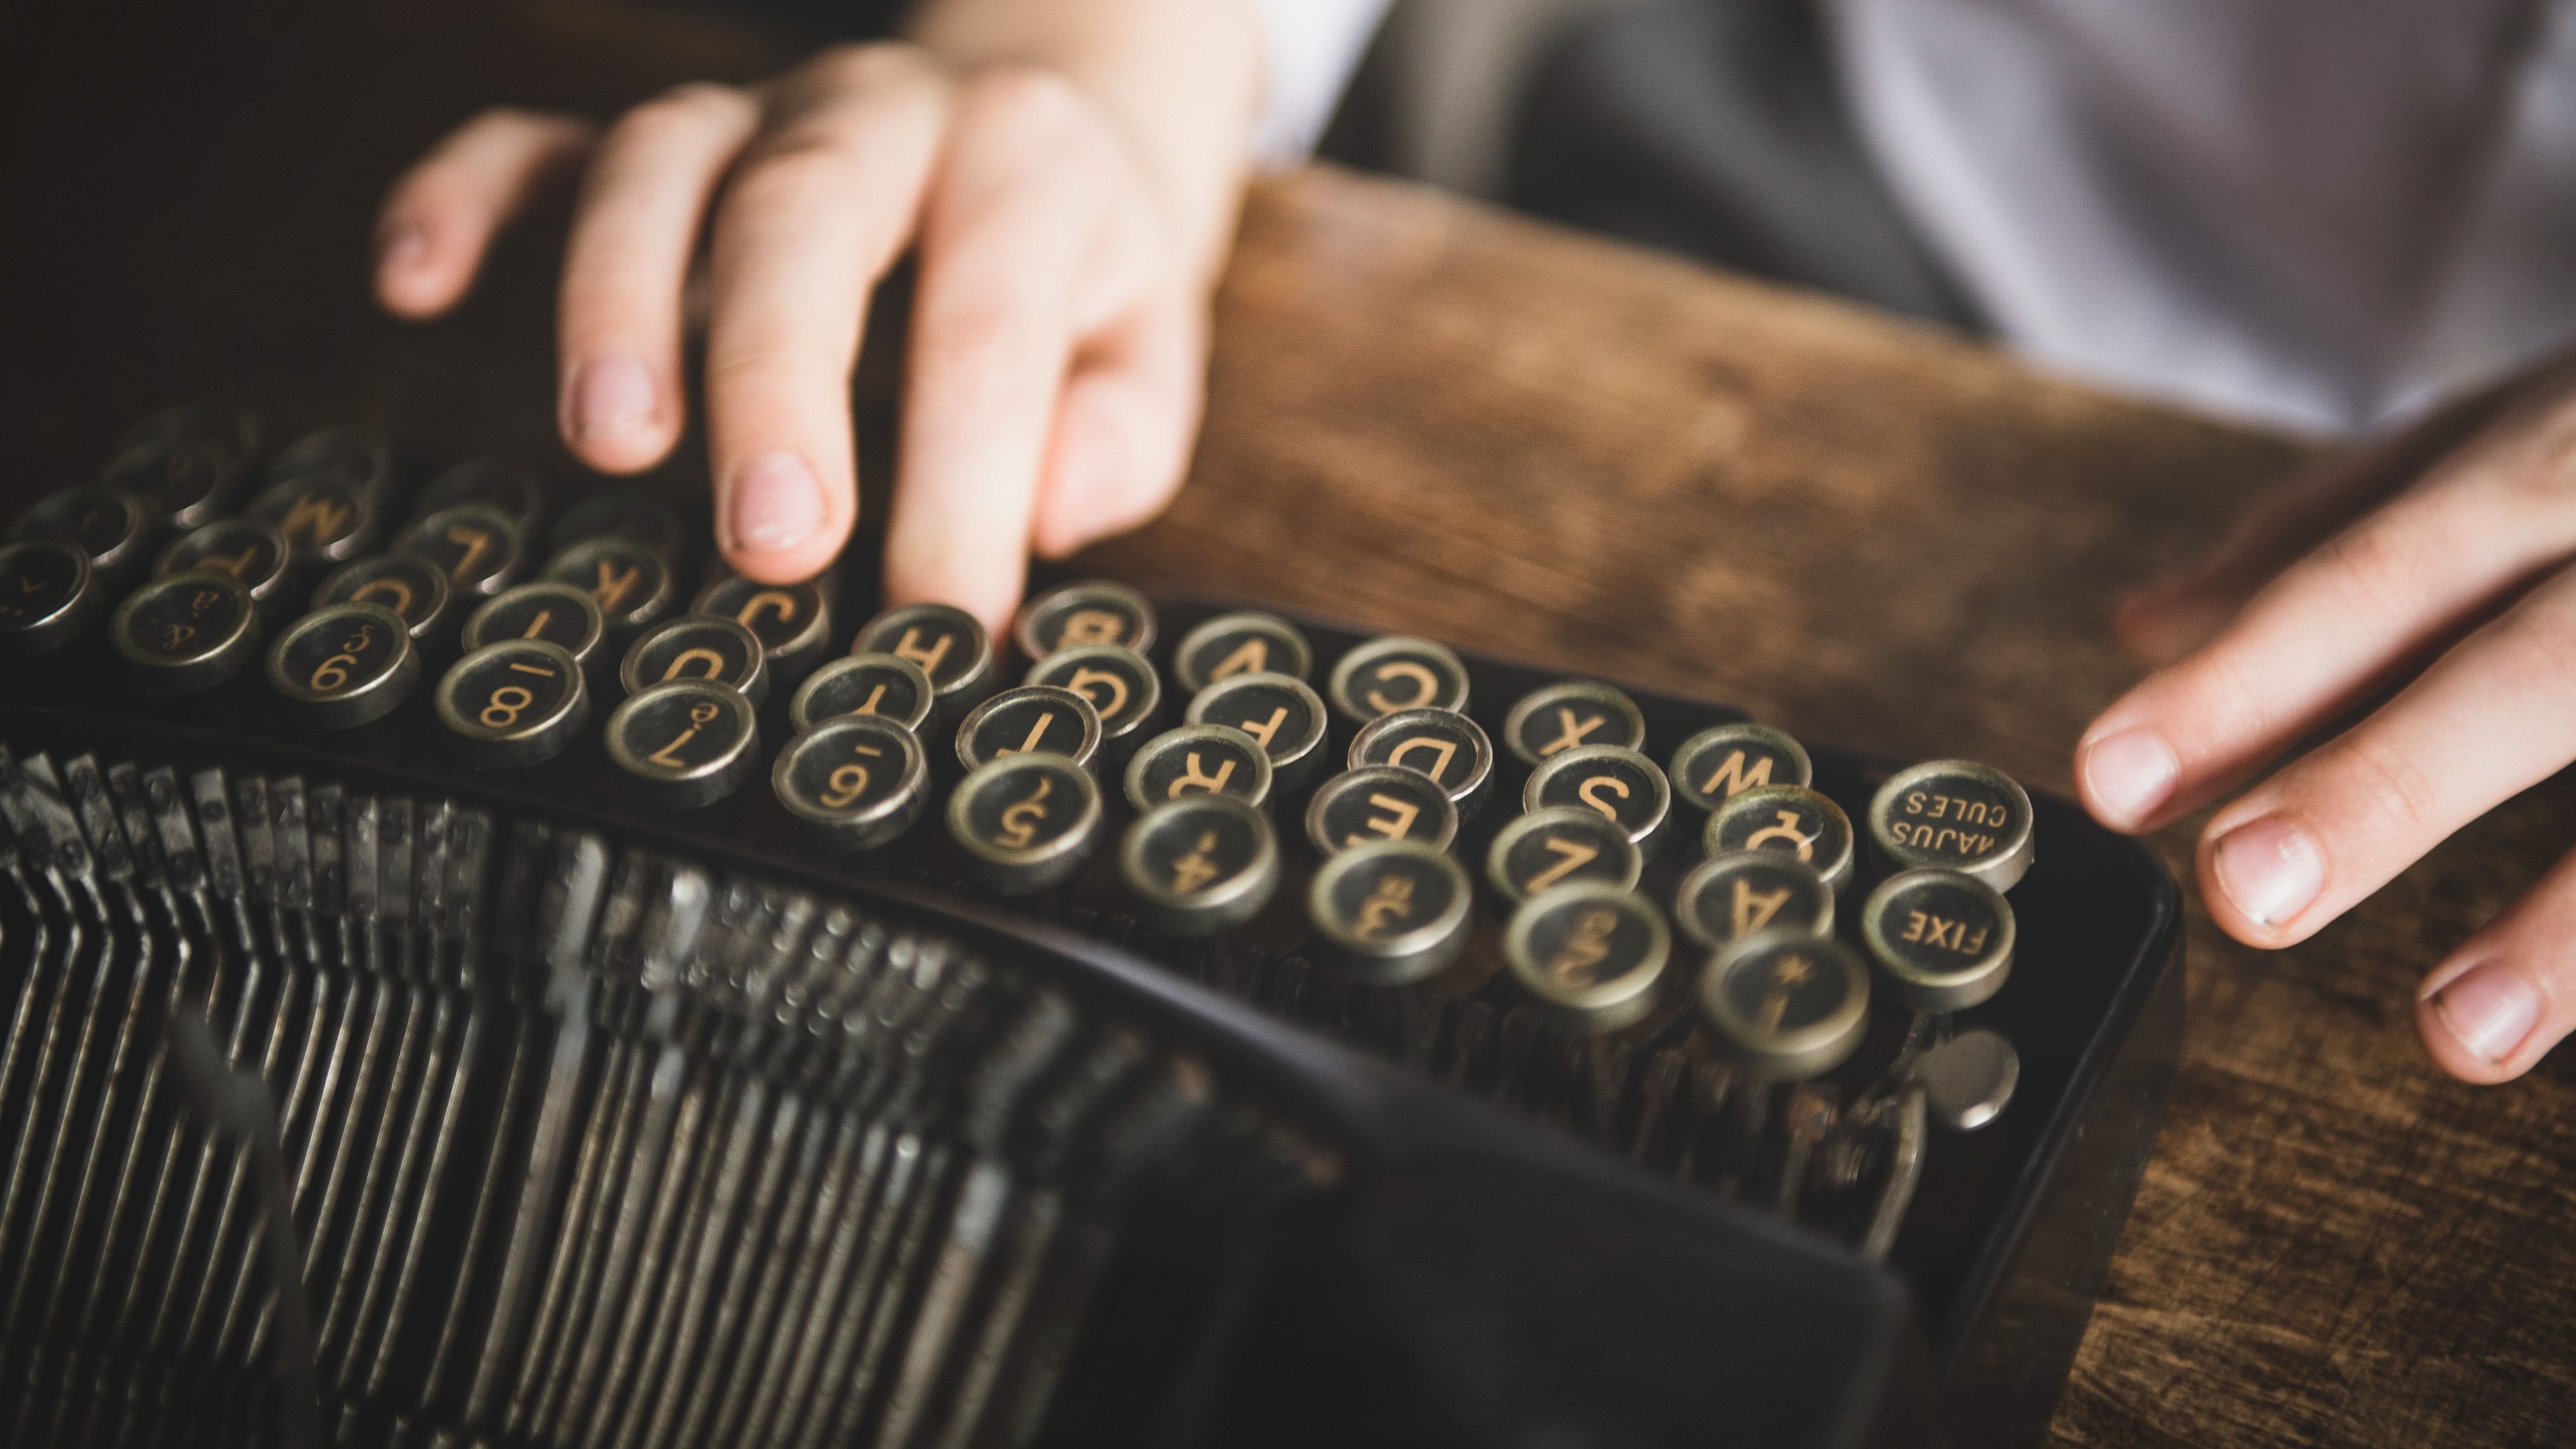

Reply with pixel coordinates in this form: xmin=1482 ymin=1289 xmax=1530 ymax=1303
xmin=2074 ymin=361 xmax=2576 ymax=1084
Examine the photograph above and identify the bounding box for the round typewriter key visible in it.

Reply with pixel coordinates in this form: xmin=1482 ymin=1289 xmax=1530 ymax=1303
xmin=1012 ymin=579 xmax=1156 ymax=660
xmin=1326 ymin=634 xmax=1470 ymax=724
xmin=1485 ymin=805 xmax=1641 ymax=907
xmin=460 ymin=581 xmax=606 ymax=671
xmin=1673 ymin=854 xmax=1833 ymax=950
xmin=773 ymin=715 xmax=931 ymax=850
xmin=1029 ymin=644 xmax=1163 ymax=756
xmin=694 ymin=572 xmax=834 ymax=683
xmin=110 ymin=568 xmax=262 ymax=694
xmin=956 ymin=685 xmax=1103 ymax=773
xmin=17 ymin=484 xmax=149 ymax=586
xmin=1123 ymin=724 xmax=1273 ymax=814
xmin=102 ymin=402 xmax=264 ymax=530
xmin=1350 ymin=706 xmax=1495 ymax=820
xmin=543 ymin=535 xmax=676 ymax=637
xmin=268 ymin=426 xmax=397 ymax=501
xmin=1501 ymin=680 xmax=1647 ymax=769
xmin=1699 ymin=931 xmax=1870 ymax=1080
xmin=1704 ymin=783 xmax=1855 ymax=894
xmin=397 ymin=504 xmax=527 ymax=600
xmin=435 ymin=639 xmax=590 ymax=768
xmin=1305 ymin=765 xmax=1458 ymax=857
xmin=248 ymin=473 xmax=379 ymax=568
xmin=1186 ymin=671 xmax=1327 ymax=791
xmin=619 ymin=614 xmax=769 ymax=706
xmin=265 ymin=601 xmax=417 ymax=727
xmin=1504 ymin=883 xmax=1670 ymax=1032
xmin=548 ymin=487 xmax=689 ymax=558
xmin=1525 ymin=743 xmax=1672 ymax=858
xmin=788 ymin=651 xmax=936 ymax=735
xmin=0 ymin=539 xmax=99 ymax=660
xmin=604 ymin=680 xmax=760 ymax=809
xmin=1308 ymin=839 xmax=1471 ymax=986
xmin=1915 ymin=1028 xmax=2020 ymax=1132
xmin=313 ymin=553 xmax=454 ymax=643
xmin=1119 ymin=794 xmax=1280 ymax=936
xmin=156 ymin=517 xmax=293 ymax=618
xmin=1868 ymin=760 xmax=2036 ymax=892
xmin=948 ymin=752 xmax=1103 ymax=893
xmin=1859 ymin=868 xmax=2016 ymax=1013
xmin=1173 ymin=610 xmax=1313 ymax=692
xmin=1670 ymin=722 xmax=1814 ymax=814
xmin=417 ymin=457 xmax=548 ymax=532
xmin=852 ymin=602 xmax=996 ymax=718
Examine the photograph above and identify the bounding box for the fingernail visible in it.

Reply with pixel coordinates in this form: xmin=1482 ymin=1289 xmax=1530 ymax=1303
xmin=378 ymin=224 xmax=427 ymax=274
xmin=726 ymin=450 xmax=826 ymax=554
xmin=2080 ymin=727 xmax=2179 ymax=829
xmin=566 ymin=355 xmax=657 ymax=442
xmin=2431 ymin=960 xmax=2541 ymax=1064
xmin=2209 ymin=814 xmax=2324 ymax=928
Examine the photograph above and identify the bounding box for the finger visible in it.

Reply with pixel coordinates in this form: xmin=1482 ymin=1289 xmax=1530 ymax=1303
xmin=2076 ymin=403 xmax=2576 ymax=834
xmin=556 ymin=83 xmax=761 ymax=473
xmin=883 ymin=71 xmax=1158 ymax=628
xmin=2415 ymin=846 xmax=2576 ymax=1083
xmin=1031 ymin=295 xmax=1206 ymax=559
xmin=699 ymin=48 xmax=955 ymax=582
xmin=2185 ymin=564 xmax=2576 ymax=948
xmin=376 ymin=108 xmax=595 ymax=319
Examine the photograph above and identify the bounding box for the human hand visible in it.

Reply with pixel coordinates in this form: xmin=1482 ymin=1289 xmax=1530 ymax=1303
xmin=2076 ymin=361 xmax=2576 ymax=1082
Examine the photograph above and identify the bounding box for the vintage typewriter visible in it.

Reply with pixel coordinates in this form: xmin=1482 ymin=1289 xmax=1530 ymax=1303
xmin=0 ymin=404 xmax=2183 ymax=1448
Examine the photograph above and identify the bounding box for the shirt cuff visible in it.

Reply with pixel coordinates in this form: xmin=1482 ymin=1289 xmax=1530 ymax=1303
xmin=1248 ymin=0 xmax=1393 ymax=164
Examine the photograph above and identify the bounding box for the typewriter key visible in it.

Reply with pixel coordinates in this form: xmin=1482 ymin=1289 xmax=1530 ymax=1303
xmin=1859 ymin=868 xmax=2016 ymax=1013
xmin=1868 ymin=760 xmax=2036 ymax=891
xmin=1700 ymin=930 xmax=1871 ymax=1080
xmin=1504 ymin=883 xmax=1670 ymax=1032
xmin=313 ymin=552 xmax=455 ymax=643
xmin=155 ymin=517 xmax=293 ymax=618
xmin=1501 ymin=680 xmax=1648 ymax=768
xmin=852 ymin=602 xmax=997 ymax=717
xmin=1673 ymin=853 xmax=1833 ymax=950
xmin=1485 ymin=805 xmax=1641 ymax=906
xmin=1525 ymin=743 xmax=1672 ymax=857
xmin=1914 ymin=1027 xmax=2020 ymax=1132
xmin=619 ymin=614 xmax=769 ymax=706
xmin=248 ymin=472 xmax=379 ymax=569
xmin=1124 ymin=724 xmax=1273 ymax=813
xmin=605 ymin=679 xmax=760 ymax=808
xmin=16 ymin=483 xmax=149 ymax=586
xmin=1119 ymin=793 xmax=1280 ymax=936
xmin=1704 ymin=783 xmax=1855 ymax=894
xmin=1028 ymin=643 xmax=1163 ymax=756
xmin=773 ymin=715 xmax=931 ymax=850
xmin=396 ymin=504 xmax=527 ymax=600
xmin=1327 ymin=634 xmax=1470 ymax=724
xmin=109 ymin=568 xmax=262 ymax=694
xmin=542 ymin=534 xmax=676 ymax=637
xmin=956 ymin=685 xmax=1103 ymax=772
xmin=0 ymin=539 xmax=99 ymax=660
xmin=694 ymin=572 xmax=834 ymax=682
xmin=1305 ymin=765 xmax=1458 ymax=856
xmin=1350 ymin=707 xmax=1495 ymax=819
xmin=787 ymin=651 xmax=936 ymax=734
xmin=102 ymin=401 xmax=264 ymax=530
xmin=416 ymin=457 xmax=548 ymax=532
xmin=1012 ymin=579 xmax=1157 ymax=660
xmin=948 ymin=752 xmax=1103 ymax=893
xmin=459 ymin=580 xmax=606 ymax=670
xmin=1309 ymin=839 xmax=1471 ymax=986
xmin=1670 ymin=722 xmax=1814 ymax=814
xmin=1187 ymin=670 xmax=1328 ymax=791
xmin=268 ymin=425 xmax=397 ymax=500
xmin=264 ymin=601 xmax=418 ymax=728
xmin=1173 ymin=610 xmax=1313 ymax=692
xmin=435 ymin=639 xmax=590 ymax=768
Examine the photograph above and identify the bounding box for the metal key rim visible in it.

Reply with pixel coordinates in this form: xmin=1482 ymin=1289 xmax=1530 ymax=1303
xmin=264 ymin=600 xmax=419 ymax=725
xmin=1484 ymin=804 xmax=1642 ymax=905
xmin=1502 ymin=881 xmax=1670 ymax=1030
xmin=1308 ymin=838 xmax=1472 ymax=979
xmin=1119 ymin=793 xmax=1281 ymax=933
xmin=1866 ymin=759 xmax=2036 ymax=892
xmin=1500 ymin=679 xmax=1648 ymax=768
xmin=1699 ymin=929 xmax=1872 ymax=1081
xmin=1859 ymin=867 xmax=2017 ymax=1013
xmin=788 ymin=650 xmax=938 ymax=735
xmin=773 ymin=715 xmax=931 ymax=847
xmin=1303 ymin=764 xmax=1459 ymax=857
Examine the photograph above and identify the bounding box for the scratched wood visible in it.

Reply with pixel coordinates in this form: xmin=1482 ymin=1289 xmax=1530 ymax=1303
xmin=7 ymin=5 xmax=2575 ymax=1446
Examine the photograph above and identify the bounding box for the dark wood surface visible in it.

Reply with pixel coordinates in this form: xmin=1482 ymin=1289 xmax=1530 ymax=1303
xmin=8 ymin=5 xmax=2573 ymax=1445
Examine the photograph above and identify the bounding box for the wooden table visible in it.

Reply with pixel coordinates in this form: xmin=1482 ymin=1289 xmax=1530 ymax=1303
xmin=9 ymin=6 xmax=2573 ymax=1444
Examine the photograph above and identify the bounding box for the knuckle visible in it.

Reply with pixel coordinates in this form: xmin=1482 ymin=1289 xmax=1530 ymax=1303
xmin=917 ymin=297 xmax=1044 ymax=377
xmin=725 ymin=140 xmax=854 ymax=210
xmin=802 ymin=40 xmax=928 ymax=93
xmin=612 ymin=83 xmax=747 ymax=148
xmin=960 ymin=66 xmax=1089 ymax=143
xmin=2310 ymin=519 xmax=2437 ymax=622
xmin=2328 ymin=730 xmax=2442 ymax=844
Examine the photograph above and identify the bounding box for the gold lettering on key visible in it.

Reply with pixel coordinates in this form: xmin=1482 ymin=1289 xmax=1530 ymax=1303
xmin=1351 ymin=793 xmax=1419 ymax=847
xmin=519 ymin=608 xmax=554 ymax=640
xmin=663 ymin=647 xmax=726 ymax=682
xmin=736 ymin=590 xmax=797 ymax=630
xmin=1540 ymin=708 xmax=1605 ymax=757
xmin=1170 ymin=751 xmax=1235 ymax=798
xmin=1387 ymin=736 xmax=1457 ymax=783
xmin=1209 ymin=637 xmax=1268 ymax=680
xmin=443 ymin=524 xmax=493 ymax=580
xmin=820 ymin=742 xmax=886 ymax=809
xmin=996 ymin=777 xmax=1054 ymax=850
xmin=1364 ymin=661 xmax=1438 ymax=714
xmin=852 ymin=682 xmax=890 ymax=716
xmin=1235 ymin=705 xmax=1287 ymax=750
xmin=1759 ymin=954 xmax=1813 ymax=1031
xmin=1744 ymin=810 xmax=1815 ymax=861
xmin=1731 ymin=879 xmax=1792 ymax=936
xmin=1065 ymin=666 xmax=1131 ymax=720
xmin=353 ymin=578 xmax=415 ymax=616
xmin=892 ymin=626 xmax=953 ymax=676
xmin=1171 ymin=831 xmax=1222 ymax=895
xmin=1575 ymin=774 xmax=1629 ymax=821
xmin=1901 ymin=911 xmax=1988 ymax=955
xmin=279 ymin=494 xmax=349 ymax=546
xmin=1547 ymin=907 xmax=1619 ymax=988
xmin=1059 ymin=608 xmax=1125 ymax=646
xmin=591 ymin=560 xmax=641 ymax=613
xmin=1356 ymin=875 xmax=1416 ymax=938
xmin=1000 ymin=712 xmax=1055 ymax=757
xmin=645 ymin=699 xmax=723 ymax=767
xmin=1698 ymin=749 xmax=1774 ymax=799
xmin=1525 ymin=837 xmax=1598 ymax=894
xmin=203 ymin=546 xmax=258 ymax=579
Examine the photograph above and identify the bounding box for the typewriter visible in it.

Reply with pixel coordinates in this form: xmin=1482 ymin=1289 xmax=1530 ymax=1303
xmin=0 ymin=404 xmax=2184 ymax=1449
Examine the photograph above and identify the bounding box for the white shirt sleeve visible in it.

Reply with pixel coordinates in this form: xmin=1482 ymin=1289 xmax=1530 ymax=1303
xmin=1248 ymin=0 xmax=1394 ymax=165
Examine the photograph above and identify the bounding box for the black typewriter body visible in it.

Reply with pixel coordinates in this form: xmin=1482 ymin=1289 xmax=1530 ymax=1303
xmin=0 ymin=410 xmax=2185 ymax=1448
